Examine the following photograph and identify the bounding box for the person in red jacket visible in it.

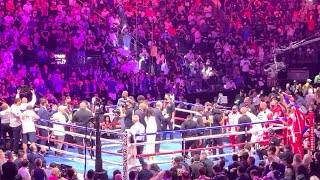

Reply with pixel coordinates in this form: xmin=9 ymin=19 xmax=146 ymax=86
xmin=285 ymin=105 xmax=305 ymax=158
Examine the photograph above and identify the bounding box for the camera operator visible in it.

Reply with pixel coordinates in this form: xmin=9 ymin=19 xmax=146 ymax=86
xmin=71 ymin=102 xmax=94 ymax=155
xmin=16 ymin=89 xmax=37 ymax=111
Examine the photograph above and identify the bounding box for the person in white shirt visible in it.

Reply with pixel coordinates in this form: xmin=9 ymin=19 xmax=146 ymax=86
xmin=16 ymin=89 xmax=37 ymax=111
xmin=0 ymin=103 xmax=13 ymax=149
xmin=21 ymin=105 xmax=39 ymax=153
xmin=18 ymin=159 xmax=31 ymax=180
xmin=129 ymin=115 xmax=145 ymax=164
xmin=11 ymin=98 xmax=22 ymax=153
xmin=247 ymin=111 xmax=263 ymax=149
xmin=228 ymin=106 xmax=241 ymax=152
xmin=144 ymin=108 xmax=157 ymax=161
xmin=52 ymin=106 xmax=67 ymax=155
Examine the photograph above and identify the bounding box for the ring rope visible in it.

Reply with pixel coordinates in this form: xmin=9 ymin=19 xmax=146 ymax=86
xmin=35 ymin=125 xmax=123 ymax=144
xmin=132 ymin=126 xmax=287 ymax=146
xmin=136 ymin=117 xmax=288 ymax=136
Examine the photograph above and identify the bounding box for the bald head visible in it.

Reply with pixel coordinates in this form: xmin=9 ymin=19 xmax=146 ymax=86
xmin=156 ymin=101 xmax=163 ymax=109
xmin=22 ymin=97 xmax=28 ymax=104
xmin=80 ymin=102 xmax=87 ymax=109
xmin=240 ymin=107 xmax=247 ymax=115
xmin=260 ymin=102 xmax=267 ymax=111
xmin=139 ymin=102 xmax=148 ymax=110
xmin=132 ymin=115 xmax=139 ymax=123
xmin=58 ymin=106 xmax=66 ymax=113
xmin=122 ymin=91 xmax=128 ymax=99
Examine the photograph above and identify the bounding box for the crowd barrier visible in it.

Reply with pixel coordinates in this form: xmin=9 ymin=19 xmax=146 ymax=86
xmin=32 ymin=100 xmax=315 ymax=180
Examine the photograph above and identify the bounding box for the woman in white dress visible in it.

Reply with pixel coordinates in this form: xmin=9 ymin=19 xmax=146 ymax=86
xmin=144 ymin=108 xmax=157 ymax=161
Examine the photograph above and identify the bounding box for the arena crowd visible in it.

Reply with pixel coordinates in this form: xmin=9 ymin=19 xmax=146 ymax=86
xmin=0 ymin=0 xmax=320 ymax=179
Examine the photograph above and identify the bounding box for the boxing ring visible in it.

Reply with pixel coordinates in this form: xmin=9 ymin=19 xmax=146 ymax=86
xmin=32 ymin=101 xmax=315 ymax=180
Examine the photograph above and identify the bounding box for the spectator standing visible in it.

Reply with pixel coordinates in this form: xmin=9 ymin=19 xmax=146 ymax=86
xmin=10 ymin=98 xmax=22 ymax=153
xmin=2 ymin=151 xmax=18 ymax=180
xmin=31 ymin=158 xmax=47 ymax=180
xmin=37 ymin=98 xmax=56 ymax=146
xmin=18 ymin=159 xmax=31 ymax=180
xmin=52 ymin=106 xmax=67 ymax=155
xmin=20 ymin=105 xmax=39 ymax=153
xmin=0 ymin=103 xmax=13 ymax=150
xmin=137 ymin=162 xmax=153 ymax=180
xmin=189 ymin=154 xmax=204 ymax=179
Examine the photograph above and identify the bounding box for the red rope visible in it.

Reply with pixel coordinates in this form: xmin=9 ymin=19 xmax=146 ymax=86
xmin=37 ymin=135 xmax=123 ymax=156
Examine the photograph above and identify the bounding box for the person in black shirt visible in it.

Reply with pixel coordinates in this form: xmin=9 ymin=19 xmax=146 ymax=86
xmin=278 ymin=145 xmax=294 ymax=164
xmin=236 ymin=165 xmax=250 ymax=180
xmin=14 ymin=150 xmax=25 ymax=168
xmin=228 ymin=154 xmax=240 ymax=180
xmin=170 ymin=156 xmax=189 ymax=180
xmin=162 ymin=94 xmax=176 ymax=140
xmin=2 ymin=151 xmax=18 ymax=180
xmin=134 ymin=102 xmax=147 ymax=128
xmin=246 ymin=156 xmax=259 ymax=176
xmin=237 ymin=107 xmax=251 ymax=150
xmin=181 ymin=115 xmax=199 ymax=158
xmin=256 ymin=128 xmax=281 ymax=160
xmin=71 ymin=102 xmax=94 ymax=155
xmin=137 ymin=162 xmax=153 ymax=180
xmin=209 ymin=109 xmax=225 ymax=157
xmin=120 ymin=99 xmax=135 ymax=129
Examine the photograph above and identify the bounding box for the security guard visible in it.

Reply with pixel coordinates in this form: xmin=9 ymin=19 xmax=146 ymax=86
xmin=210 ymin=109 xmax=225 ymax=158
xmin=181 ymin=115 xmax=199 ymax=158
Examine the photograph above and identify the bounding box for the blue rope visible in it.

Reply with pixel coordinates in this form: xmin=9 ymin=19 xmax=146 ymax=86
xmin=135 ymin=117 xmax=288 ymax=136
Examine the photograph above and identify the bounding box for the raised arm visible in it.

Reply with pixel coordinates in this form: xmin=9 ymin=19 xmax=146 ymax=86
xmin=28 ymin=90 xmax=37 ymax=107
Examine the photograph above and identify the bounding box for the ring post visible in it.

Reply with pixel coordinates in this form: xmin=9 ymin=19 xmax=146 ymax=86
xmin=309 ymin=112 xmax=315 ymax=151
xmin=123 ymin=130 xmax=129 ymax=180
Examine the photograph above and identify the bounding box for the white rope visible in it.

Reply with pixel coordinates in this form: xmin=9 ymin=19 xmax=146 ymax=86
xmin=35 ymin=143 xmax=123 ymax=166
xmin=134 ymin=126 xmax=286 ymax=146
xmin=175 ymin=108 xmax=200 ymax=115
xmin=35 ymin=125 xmax=123 ymax=144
